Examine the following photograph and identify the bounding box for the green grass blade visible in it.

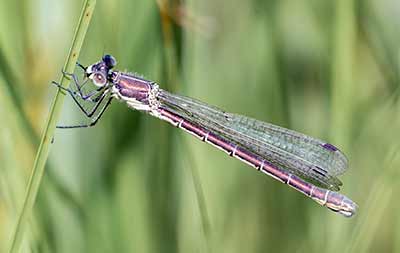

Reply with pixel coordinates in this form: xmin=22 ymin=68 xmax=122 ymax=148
xmin=0 ymin=39 xmax=84 ymax=219
xmin=8 ymin=1 xmax=97 ymax=252
xmin=181 ymin=139 xmax=212 ymax=252
xmin=345 ymin=148 xmax=400 ymax=253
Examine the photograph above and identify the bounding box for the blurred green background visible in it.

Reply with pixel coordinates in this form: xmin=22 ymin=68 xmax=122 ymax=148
xmin=1 ymin=0 xmax=400 ymax=252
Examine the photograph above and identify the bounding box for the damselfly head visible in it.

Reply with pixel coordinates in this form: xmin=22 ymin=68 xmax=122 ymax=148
xmin=86 ymin=55 xmax=117 ymax=87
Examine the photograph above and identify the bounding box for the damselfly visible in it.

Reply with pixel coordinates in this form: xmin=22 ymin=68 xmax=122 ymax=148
xmin=53 ymin=55 xmax=357 ymax=217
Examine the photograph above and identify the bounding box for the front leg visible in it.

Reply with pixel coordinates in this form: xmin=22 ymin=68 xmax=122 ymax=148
xmin=62 ymin=70 xmax=89 ymax=98
xmin=52 ymin=80 xmax=104 ymax=100
xmin=52 ymin=81 xmax=107 ymax=118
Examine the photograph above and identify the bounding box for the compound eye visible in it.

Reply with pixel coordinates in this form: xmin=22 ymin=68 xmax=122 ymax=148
xmin=91 ymin=72 xmax=107 ymax=87
xmin=102 ymin=55 xmax=117 ymax=68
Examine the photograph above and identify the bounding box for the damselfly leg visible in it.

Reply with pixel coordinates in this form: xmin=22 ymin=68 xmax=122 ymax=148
xmin=76 ymin=62 xmax=86 ymax=71
xmin=62 ymin=70 xmax=90 ymax=96
xmin=53 ymin=77 xmax=106 ymax=101
xmin=52 ymin=81 xmax=106 ymax=116
xmin=53 ymin=64 xmax=114 ymax=128
xmin=56 ymin=96 xmax=113 ymax=129
xmin=53 ymin=80 xmax=113 ymax=128
xmin=61 ymin=61 xmax=99 ymax=97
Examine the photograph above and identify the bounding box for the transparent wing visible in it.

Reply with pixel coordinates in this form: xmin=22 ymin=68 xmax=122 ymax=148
xmin=158 ymin=90 xmax=348 ymax=191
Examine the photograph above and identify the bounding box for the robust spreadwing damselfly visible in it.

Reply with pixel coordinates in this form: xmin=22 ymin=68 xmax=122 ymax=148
xmin=53 ymin=55 xmax=357 ymax=217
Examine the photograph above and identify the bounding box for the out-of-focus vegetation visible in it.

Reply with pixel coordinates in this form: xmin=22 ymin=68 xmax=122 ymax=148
xmin=0 ymin=0 xmax=399 ymax=252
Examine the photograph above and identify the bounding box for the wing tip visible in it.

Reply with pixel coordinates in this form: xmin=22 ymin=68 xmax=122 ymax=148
xmin=322 ymin=143 xmax=339 ymax=152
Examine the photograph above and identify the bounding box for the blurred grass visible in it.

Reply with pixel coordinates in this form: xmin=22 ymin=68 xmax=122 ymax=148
xmin=0 ymin=0 xmax=400 ymax=252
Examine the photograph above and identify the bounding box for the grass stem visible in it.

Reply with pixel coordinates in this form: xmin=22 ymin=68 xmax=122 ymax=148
xmin=8 ymin=1 xmax=96 ymax=252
